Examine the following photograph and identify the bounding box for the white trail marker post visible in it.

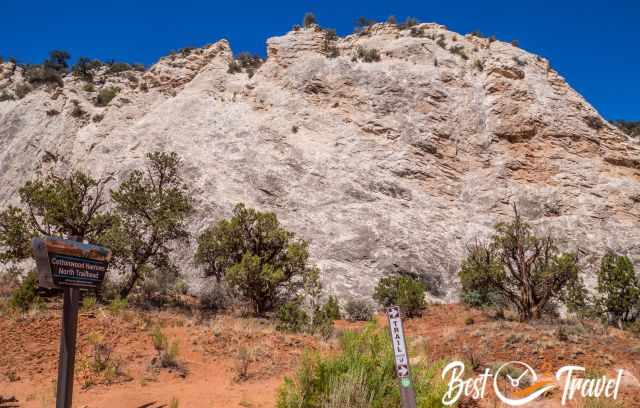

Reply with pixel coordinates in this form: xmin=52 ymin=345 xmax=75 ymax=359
xmin=386 ymin=306 xmax=417 ymax=408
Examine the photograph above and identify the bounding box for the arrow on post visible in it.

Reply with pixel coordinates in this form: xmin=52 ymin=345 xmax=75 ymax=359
xmin=397 ymin=364 xmax=409 ymax=377
xmin=387 ymin=306 xmax=400 ymax=318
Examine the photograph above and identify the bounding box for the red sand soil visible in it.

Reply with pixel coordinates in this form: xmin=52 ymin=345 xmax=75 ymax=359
xmin=1 ymin=303 xmax=639 ymax=407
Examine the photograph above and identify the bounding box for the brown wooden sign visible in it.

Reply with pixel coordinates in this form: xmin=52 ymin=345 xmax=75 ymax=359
xmin=32 ymin=237 xmax=111 ymax=290
xmin=31 ymin=236 xmax=112 ymax=408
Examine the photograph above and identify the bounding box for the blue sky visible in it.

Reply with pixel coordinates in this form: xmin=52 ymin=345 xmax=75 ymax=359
xmin=1 ymin=0 xmax=638 ymax=119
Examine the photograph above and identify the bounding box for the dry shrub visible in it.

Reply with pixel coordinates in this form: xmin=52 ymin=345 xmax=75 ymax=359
xmin=80 ymin=331 xmax=125 ymax=388
xmin=150 ymin=326 xmax=183 ymax=373
xmin=235 ymin=346 xmax=253 ymax=381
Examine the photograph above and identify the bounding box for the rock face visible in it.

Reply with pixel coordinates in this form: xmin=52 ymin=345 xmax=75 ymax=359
xmin=1 ymin=23 xmax=639 ymax=300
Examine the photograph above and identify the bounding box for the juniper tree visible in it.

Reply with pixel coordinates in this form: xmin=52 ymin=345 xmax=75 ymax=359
xmin=459 ymin=204 xmax=582 ymax=321
xmin=0 ymin=169 xmax=114 ymax=309
xmin=0 ymin=206 xmax=33 ymax=264
xmin=595 ymin=251 xmax=640 ymax=325
xmin=72 ymin=57 xmax=103 ymax=81
xmin=44 ymin=50 xmax=71 ymax=73
xmin=303 ymin=12 xmax=316 ymax=28
xmin=355 ymin=16 xmax=375 ymax=32
xmin=102 ymin=152 xmax=192 ymax=298
xmin=18 ymin=171 xmax=114 ymax=241
xmin=373 ymin=275 xmax=426 ymax=317
xmin=24 ymin=50 xmax=71 ymax=87
xmin=195 ymin=203 xmax=320 ymax=315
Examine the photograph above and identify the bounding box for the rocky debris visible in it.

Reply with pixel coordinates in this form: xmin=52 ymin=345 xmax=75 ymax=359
xmin=0 ymin=23 xmax=638 ymax=301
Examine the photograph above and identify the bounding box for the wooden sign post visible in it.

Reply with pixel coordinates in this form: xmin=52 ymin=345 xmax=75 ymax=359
xmin=386 ymin=306 xmax=417 ymax=408
xmin=58 ymin=286 xmax=80 ymax=408
xmin=32 ymin=237 xmax=111 ymax=408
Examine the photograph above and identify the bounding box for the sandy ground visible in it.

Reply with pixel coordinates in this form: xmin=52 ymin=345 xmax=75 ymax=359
xmin=1 ymin=303 xmax=639 ymax=407
xmin=0 ymin=302 xmax=320 ymax=408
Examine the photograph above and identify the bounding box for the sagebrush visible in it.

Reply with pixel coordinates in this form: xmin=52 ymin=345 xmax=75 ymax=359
xmin=277 ymin=323 xmax=451 ymax=408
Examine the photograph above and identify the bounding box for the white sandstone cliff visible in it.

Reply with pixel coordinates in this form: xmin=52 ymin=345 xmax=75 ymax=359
xmin=0 ymin=23 xmax=638 ymax=300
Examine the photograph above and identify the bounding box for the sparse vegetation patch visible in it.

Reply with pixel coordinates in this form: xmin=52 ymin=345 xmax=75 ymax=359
xmin=15 ymin=83 xmax=32 ymax=99
xmin=374 ymin=275 xmax=426 ymax=317
xmin=611 ymin=120 xmax=640 ymax=138
xmin=150 ymin=326 xmax=182 ymax=370
xmin=228 ymin=53 xmax=263 ymax=77
xmin=448 ymin=45 xmax=469 ymax=60
xmin=353 ymin=46 xmax=380 ymax=63
xmin=277 ymin=323 xmax=450 ymax=408
xmin=95 ymin=86 xmax=119 ymax=106
xmin=345 ymin=299 xmax=374 ymax=321
xmin=303 ymin=12 xmax=316 ymax=28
